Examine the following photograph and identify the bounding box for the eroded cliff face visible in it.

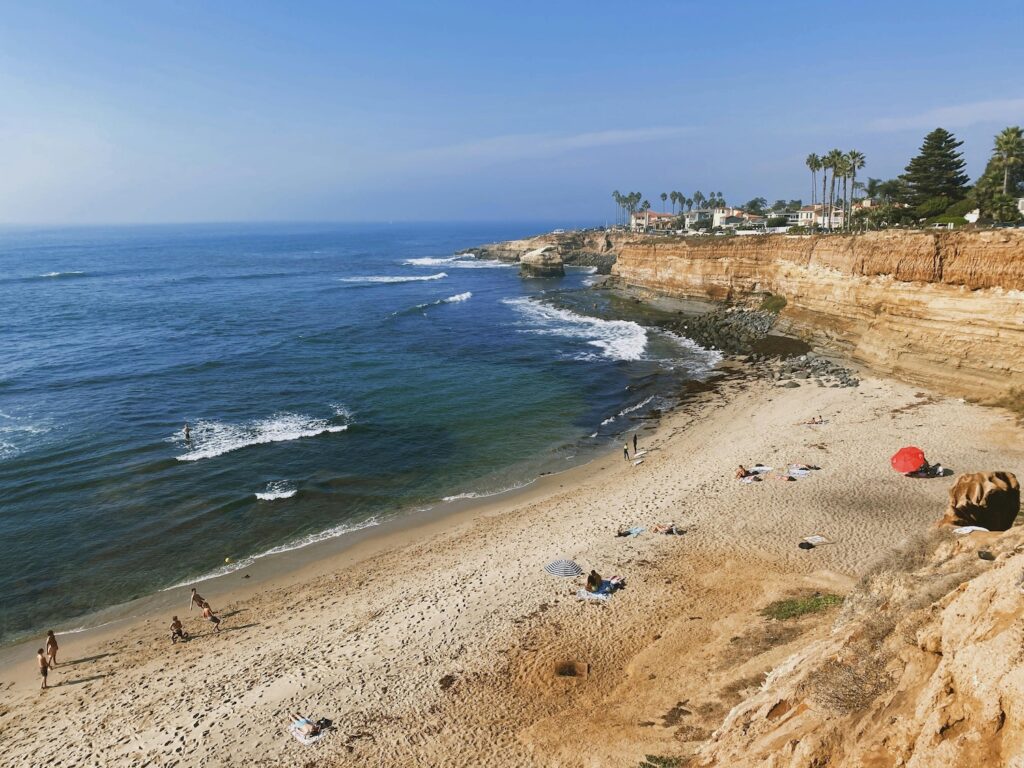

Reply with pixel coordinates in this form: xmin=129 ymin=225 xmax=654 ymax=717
xmin=612 ymin=230 xmax=1024 ymax=401
xmin=471 ymin=230 xmax=628 ymax=273
xmin=695 ymin=526 xmax=1024 ymax=768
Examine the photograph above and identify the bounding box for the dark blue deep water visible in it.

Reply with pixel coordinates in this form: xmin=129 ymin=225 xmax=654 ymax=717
xmin=0 ymin=222 xmax=719 ymax=642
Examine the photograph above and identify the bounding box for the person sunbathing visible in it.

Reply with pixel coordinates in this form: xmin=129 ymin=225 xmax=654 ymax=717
xmin=653 ymin=523 xmax=680 ymax=534
xmin=735 ymin=465 xmax=751 ymax=479
xmin=291 ymin=713 xmax=322 ymax=737
xmin=585 ymin=570 xmax=602 ymax=592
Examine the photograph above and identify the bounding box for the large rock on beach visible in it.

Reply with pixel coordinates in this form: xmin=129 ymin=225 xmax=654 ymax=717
xmin=520 ymin=246 xmax=565 ymax=278
xmin=940 ymin=471 xmax=1020 ymax=531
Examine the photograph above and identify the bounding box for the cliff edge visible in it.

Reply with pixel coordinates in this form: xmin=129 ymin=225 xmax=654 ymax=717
xmin=612 ymin=230 xmax=1024 ymax=401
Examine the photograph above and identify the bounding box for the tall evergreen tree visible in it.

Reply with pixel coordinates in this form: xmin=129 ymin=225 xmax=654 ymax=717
xmin=901 ymin=128 xmax=970 ymax=204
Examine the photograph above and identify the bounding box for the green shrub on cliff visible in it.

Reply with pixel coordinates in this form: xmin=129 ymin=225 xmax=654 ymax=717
xmin=760 ymin=293 xmax=787 ymax=313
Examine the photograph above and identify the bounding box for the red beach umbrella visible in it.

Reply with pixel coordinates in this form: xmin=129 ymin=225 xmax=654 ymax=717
xmin=891 ymin=446 xmax=926 ymax=474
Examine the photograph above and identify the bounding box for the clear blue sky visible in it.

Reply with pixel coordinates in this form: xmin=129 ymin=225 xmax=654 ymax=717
xmin=1 ymin=0 xmax=1022 ymax=224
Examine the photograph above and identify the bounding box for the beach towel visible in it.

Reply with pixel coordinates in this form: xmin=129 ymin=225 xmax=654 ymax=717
xmin=952 ymin=525 xmax=990 ymax=536
xmin=623 ymin=526 xmax=644 ymax=537
xmin=750 ymin=465 xmax=772 ymax=474
xmin=741 ymin=475 xmax=760 ymax=484
xmin=576 ymin=589 xmax=610 ymax=603
xmin=632 ymin=459 xmax=644 ymax=466
xmin=799 ymin=534 xmax=834 ymax=549
xmin=787 ymin=466 xmax=811 ymax=478
xmin=289 ymin=724 xmax=326 ymax=746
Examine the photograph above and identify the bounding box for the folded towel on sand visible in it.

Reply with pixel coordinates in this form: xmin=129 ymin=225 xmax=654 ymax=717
xmin=952 ymin=525 xmax=990 ymax=535
xmin=577 ymin=589 xmax=610 ymax=603
xmin=750 ymin=465 xmax=772 ymax=473
xmin=624 ymin=526 xmax=644 ymax=537
xmin=289 ymin=724 xmax=325 ymax=746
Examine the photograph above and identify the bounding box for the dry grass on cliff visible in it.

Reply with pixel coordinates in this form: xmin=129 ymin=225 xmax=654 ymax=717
xmin=803 ymin=528 xmax=980 ymax=715
xmin=992 ymin=387 xmax=1024 ymax=422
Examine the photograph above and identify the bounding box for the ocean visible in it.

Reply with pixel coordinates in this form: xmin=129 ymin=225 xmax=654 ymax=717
xmin=0 ymin=222 xmax=720 ymax=643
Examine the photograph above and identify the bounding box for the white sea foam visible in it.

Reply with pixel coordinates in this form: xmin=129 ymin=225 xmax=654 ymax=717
xmin=402 ymin=256 xmax=466 ymax=266
xmin=39 ymin=270 xmax=85 ymax=278
xmin=175 ymin=411 xmax=350 ymax=461
xmin=448 ymin=259 xmax=511 ymax=268
xmin=441 ymin=479 xmax=535 ymax=502
xmin=661 ymin=330 xmax=725 ymax=373
xmin=338 ymin=272 xmax=447 ymax=284
xmin=255 ymin=480 xmax=297 ymax=501
xmin=599 ymin=395 xmax=657 ymax=426
xmin=0 ymin=418 xmax=52 ymax=461
xmin=445 ymin=291 xmax=472 ymax=303
xmin=502 ymin=297 xmax=648 ymax=361
xmin=163 ymin=517 xmax=381 ymax=589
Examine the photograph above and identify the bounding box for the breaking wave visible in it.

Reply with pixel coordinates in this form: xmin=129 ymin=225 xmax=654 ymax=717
xmin=502 ymin=297 xmax=648 ymax=361
xmin=175 ymin=411 xmax=351 ymax=461
xmin=255 ymin=480 xmax=297 ymax=501
xmin=338 ymin=272 xmax=447 ymax=284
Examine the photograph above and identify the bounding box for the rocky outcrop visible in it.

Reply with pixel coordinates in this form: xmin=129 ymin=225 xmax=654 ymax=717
xmin=696 ymin=526 xmax=1024 ymax=768
xmin=470 ymin=230 xmax=629 ymax=274
xmin=940 ymin=471 xmax=1021 ymax=530
xmin=519 ymin=246 xmax=565 ymax=278
xmin=612 ymin=230 xmax=1024 ymax=401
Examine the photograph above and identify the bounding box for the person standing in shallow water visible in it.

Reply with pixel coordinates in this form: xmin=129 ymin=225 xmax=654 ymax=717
xmin=45 ymin=630 xmax=58 ymax=667
xmin=623 ymin=443 xmax=629 ymax=461
xmin=183 ymin=422 xmax=191 ymax=442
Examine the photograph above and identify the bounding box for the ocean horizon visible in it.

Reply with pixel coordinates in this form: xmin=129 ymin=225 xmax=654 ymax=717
xmin=0 ymin=222 xmax=719 ymax=644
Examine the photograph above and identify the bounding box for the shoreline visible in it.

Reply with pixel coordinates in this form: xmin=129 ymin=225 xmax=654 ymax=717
xmin=0 ymin=280 xmax=723 ymax=652
xmin=3 ymin=358 xmax=1022 ymax=766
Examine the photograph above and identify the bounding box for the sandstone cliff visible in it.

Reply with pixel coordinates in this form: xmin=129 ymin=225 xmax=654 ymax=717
xmin=695 ymin=525 xmax=1024 ymax=768
xmin=612 ymin=230 xmax=1024 ymax=401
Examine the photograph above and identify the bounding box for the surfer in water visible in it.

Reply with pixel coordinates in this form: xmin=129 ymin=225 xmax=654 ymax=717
xmin=183 ymin=422 xmax=191 ymax=443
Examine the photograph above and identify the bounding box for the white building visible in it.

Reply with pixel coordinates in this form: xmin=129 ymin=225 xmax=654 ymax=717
xmin=629 ymin=210 xmax=676 ymax=232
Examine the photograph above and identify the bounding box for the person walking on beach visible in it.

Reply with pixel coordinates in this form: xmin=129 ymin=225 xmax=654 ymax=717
xmin=37 ymin=649 xmax=49 ymax=689
xmin=202 ymin=605 xmax=221 ymax=632
xmin=189 ymin=588 xmax=208 ymax=612
xmin=632 ymin=433 xmax=638 ymax=453
xmin=623 ymin=443 xmax=630 ymax=461
xmin=45 ymin=630 xmax=58 ymax=667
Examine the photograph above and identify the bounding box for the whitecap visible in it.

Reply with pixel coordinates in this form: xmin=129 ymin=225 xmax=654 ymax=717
xmin=444 ymin=291 xmax=472 ymax=303
xmin=175 ymin=411 xmax=351 ymax=461
xmin=39 ymin=270 xmax=85 ymax=278
xmin=600 ymin=395 xmax=657 ymax=426
xmin=338 ymin=272 xmax=447 ymax=284
xmin=402 ymin=256 xmax=467 ymax=266
xmin=502 ymin=297 xmax=648 ymax=361
xmin=449 ymin=259 xmax=512 ymax=269
xmin=255 ymin=480 xmax=297 ymax=501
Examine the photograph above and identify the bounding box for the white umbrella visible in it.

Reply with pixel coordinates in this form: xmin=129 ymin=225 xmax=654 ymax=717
xmin=544 ymin=559 xmax=583 ymax=578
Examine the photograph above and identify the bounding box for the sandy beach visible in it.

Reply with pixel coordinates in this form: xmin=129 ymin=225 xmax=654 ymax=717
xmin=3 ymin=360 xmax=1022 ymax=767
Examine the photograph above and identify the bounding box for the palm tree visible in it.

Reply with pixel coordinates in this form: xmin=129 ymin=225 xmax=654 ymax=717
xmin=995 ymin=126 xmax=1024 ymax=195
xmin=660 ymin=192 xmax=668 ymax=212
xmin=612 ymin=190 xmax=622 ymax=225
xmin=693 ymin=191 xmax=705 ymax=210
xmin=806 ymin=153 xmax=821 ymax=207
xmin=845 ymin=151 xmax=866 ymax=231
xmin=825 ymin=149 xmax=844 ymax=230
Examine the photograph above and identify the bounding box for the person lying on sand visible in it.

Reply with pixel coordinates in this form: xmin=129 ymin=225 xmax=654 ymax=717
xmin=799 ymin=415 xmax=824 ymax=425
xmin=653 ymin=523 xmax=682 ymax=534
xmin=291 ymin=713 xmax=322 ymax=737
xmin=735 ymin=465 xmax=751 ymax=479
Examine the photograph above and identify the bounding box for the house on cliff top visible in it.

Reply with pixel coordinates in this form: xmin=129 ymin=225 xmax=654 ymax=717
xmin=630 ymin=210 xmax=676 ymax=232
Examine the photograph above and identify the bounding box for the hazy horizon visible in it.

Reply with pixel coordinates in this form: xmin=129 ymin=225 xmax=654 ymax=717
xmin=2 ymin=0 xmax=1022 ymax=225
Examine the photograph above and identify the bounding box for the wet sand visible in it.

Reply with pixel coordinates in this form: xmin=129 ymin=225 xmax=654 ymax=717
xmin=2 ymin=366 xmax=1022 ymax=767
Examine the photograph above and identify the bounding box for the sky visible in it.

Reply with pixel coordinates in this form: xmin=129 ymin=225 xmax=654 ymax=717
xmin=0 ymin=0 xmax=1022 ymax=225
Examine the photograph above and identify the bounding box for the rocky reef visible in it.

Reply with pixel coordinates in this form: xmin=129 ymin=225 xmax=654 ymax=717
xmin=469 ymin=230 xmax=628 ymax=274
xmin=519 ymin=246 xmax=565 ymax=277
xmin=612 ymin=230 xmax=1024 ymax=402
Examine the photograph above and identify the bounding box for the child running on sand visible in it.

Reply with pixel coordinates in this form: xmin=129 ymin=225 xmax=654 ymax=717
xmin=170 ymin=616 xmax=189 ymax=643
xmin=189 ymin=588 xmax=208 ymax=612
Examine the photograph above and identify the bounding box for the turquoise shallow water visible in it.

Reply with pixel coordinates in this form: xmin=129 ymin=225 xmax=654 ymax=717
xmin=0 ymin=222 xmax=719 ymax=643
